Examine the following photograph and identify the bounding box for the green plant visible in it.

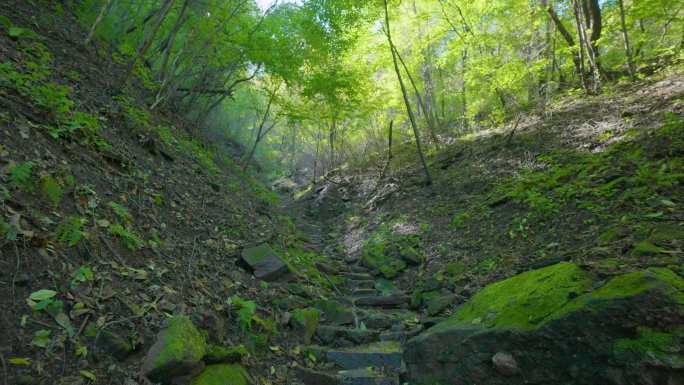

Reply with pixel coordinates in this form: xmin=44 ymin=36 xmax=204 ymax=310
xmin=56 ymin=217 xmax=85 ymax=246
xmin=228 ymin=295 xmax=258 ymax=331
xmin=70 ymin=266 xmax=94 ymax=287
xmin=108 ymin=202 xmax=132 ymax=223
xmin=40 ymin=175 xmax=63 ymax=206
xmin=108 ymin=223 xmax=142 ymax=250
xmin=8 ymin=161 xmax=34 ymax=190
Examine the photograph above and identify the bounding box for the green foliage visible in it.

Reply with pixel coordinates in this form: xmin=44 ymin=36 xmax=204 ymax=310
xmin=108 ymin=201 xmax=132 ymax=223
xmin=108 ymin=223 xmax=143 ymax=250
xmin=70 ymin=266 xmax=95 ymax=287
xmin=8 ymin=161 xmax=34 ymax=190
xmin=56 ymin=217 xmax=85 ymax=247
xmin=40 ymin=175 xmax=63 ymax=206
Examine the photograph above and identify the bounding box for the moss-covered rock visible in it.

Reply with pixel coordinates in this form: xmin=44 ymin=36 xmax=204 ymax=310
xmin=143 ymin=316 xmax=207 ymax=383
xmin=291 ymin=307 xmax=320 ymax=344
xmin=448 ymin=262 xmax=592 ymax=330
xmin=203 ymin=345 xmax=248 ymax=364
xmin=405 ymin=263 xmax=684 ymax=385
xmin=361 ymin=224 xmax=424 ymax=278
xmin=191 ymin=364 xmax=249 ymax=385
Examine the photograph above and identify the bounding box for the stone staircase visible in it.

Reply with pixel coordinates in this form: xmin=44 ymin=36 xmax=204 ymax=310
xmin=296 ymin=255 xmax=421 ymax=385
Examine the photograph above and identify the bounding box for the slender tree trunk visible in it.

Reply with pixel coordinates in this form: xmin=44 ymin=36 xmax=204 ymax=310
xmin=543 ymin=2 xmax=583 ymax=81
xmin=85 ymin=0 xmax=114 ymax=44
xmin=242 ymin=89 xmax=276 ymax=170
xmin=617 ymin=0 xmax=636 ymax=79
xmin=383 ymin=0 xmax=432 ymax=185
xmin=381 ymin=120 xmax=393 ymax=177
xmin=124 ymin=0 xmax=176 ymax=84
xmin=392 ymin=44 xmax=440 ymax=147
xmin=158 ymin=0 xmax=190 ymax=83
xmin=461 ymin=49 xmax=469 ymax=133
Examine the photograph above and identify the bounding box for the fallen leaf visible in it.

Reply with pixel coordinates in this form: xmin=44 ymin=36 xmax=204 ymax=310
xmin=80 ymin=370 xmax=97 ymax=381
xmin=9 ymin=357 xmax=31 ymax=366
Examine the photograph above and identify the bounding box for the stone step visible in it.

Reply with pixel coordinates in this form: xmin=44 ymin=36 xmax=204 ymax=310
xmin=307 ymin=341 xmax=404 ymax=372
xmin=342 ymin=272 xmax=374 ymax=280
xmin=347 ymin=280 xmax=375 ymax=290
xmin=360 ymin=309 xmax=418 ymax=330
xmin=351 ymin=288 xmax=381 ymax=297
xmin=296 ymin=367 xmax=399 ymax=385
xmin=316 ymin=325 xmax=380 ymax=346
xmin=347 ymin=265 xmax=369 ymax=274
xmin=353 ymin=294 xmax=410 ymax=308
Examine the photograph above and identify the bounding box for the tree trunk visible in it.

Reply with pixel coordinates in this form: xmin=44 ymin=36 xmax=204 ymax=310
xmin=124 ymin=0 xmax=176 ymax=84
xmin=392 ymin=44 xmax=440 ymax=147
xmin=158 ymin=0 xmax=190 ymax=83
xmin=242 ymin=89 xmax=276 ymax=170
xmin=383 ymin=0 xmax=432 ymax=186
xmin=544 ymin=2 xmax=583 ymax=81
xmin=85 ymin=0 xmax=114 ymax=44
xmin=617 ymin=0 xmax=636 ymax=79
xmin=573 ymin=0 xmax=601 ymax=93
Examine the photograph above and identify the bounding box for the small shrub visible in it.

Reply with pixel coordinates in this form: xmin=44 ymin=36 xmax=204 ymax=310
xmin=108 ymin=202 xmax=132 ymax=223
xmin=56 ymin=217 xmax=85 ymax=246
xmin=108 ymin=223 xmax=142 ymax=250
xmin=8 ymin=161 xmax=34 ymax=190
xmin=40 ymin=175 xmax=63 ymax=206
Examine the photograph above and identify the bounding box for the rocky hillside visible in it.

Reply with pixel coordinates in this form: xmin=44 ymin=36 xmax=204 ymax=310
xmin=2 ymin=2 xmax=683 ymax=385
xmin=0 ymin=3 xmax=338 ymax=385
xmin=298 ymin=69 xmax=684 ymax=384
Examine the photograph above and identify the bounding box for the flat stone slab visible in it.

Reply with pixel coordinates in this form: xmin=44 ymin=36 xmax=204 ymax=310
xmin=342 ymin=272 xmax=374 ymax=280
xmin=316 ymin=325 xmax=380 ymax=346
xmin=354 ymin=294 xmax=410 ymax=308
xmin=296 ymin=367 xmax=340 ymax=385
xmin=339 ymin=368 xmax=399 ymax=385
xmin=325 ymin=341 xmax=403 ymax=371
xmin=347 ymin=280 xmax=376 ymax=290
xmin=241 ymin=244 xmax=289 ymax=281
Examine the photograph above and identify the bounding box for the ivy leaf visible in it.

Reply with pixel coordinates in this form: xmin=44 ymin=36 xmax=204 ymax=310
xmin=31 ymin=329 xmax=51 ymax=348
xmin=29 ymin=289 xmax=57 ymax=301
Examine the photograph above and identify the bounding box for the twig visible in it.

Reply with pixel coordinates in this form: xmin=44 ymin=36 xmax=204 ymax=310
xmin=11 ymin=244 xmax=20 ymax=306
xmin=505 ymin=113 xmax=524 ymax=145
xmin=99 ymin=234 xmax=126 ymax=265
xmin=75 ymin=314 xmax=92 ymax=339
xmin=0 ymin=351 xmax=7 ymax=385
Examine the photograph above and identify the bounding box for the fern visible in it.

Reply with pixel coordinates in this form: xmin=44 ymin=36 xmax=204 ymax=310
xmin=40 ymin=176 xmax=63 ymax=207
xmin=9 ymin=161 xmax=34 ymax=190
xmin=108 ymin=223 xmax=142 ymax=250
xmin=56 ymin=217 xmax=85 ymax=247
xmin=108 ymin=202 xmax=132 ymax=223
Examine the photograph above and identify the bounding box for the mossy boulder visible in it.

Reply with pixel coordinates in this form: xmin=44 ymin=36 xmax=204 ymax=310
xmin=143 ymin=316 xmax=207 ymax=383
xmin=405 ymin=263 xmax=684 ymax=385
xmin=191 ymin=364 xmax=249 ymax=385
xmin=361 ymin=224 xmax=424 ymax=279
xmin=204 ymin=345 xmax=247 ymax=364
xmin=241 ymin=244 xmax=289 ymax=281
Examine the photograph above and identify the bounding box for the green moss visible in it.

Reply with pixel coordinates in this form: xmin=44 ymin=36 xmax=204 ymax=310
xmin=191 ymin=364 xmax=248 ymax=385
xmin=579 ymin=268 xmax=684 ymax=305
xmin=204 ymin=345 xmax=247 ymax=364
xmin=451 ymin=262 xmax=592 ymax=330
xmin=614 ymin=327 xmax=684 ymax=364
xmin=152 ymin=316 xmax=206 ymax=371
xmin=292 ymin=307 xmax=320 ymax=344
xmin=631 ymin=241 xmax=668 ymax=256
xmin=349 ymin=340 xmax=402 ymax=353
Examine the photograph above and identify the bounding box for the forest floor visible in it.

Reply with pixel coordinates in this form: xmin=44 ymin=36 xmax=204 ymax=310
xmin=1 ymin=1 xmax=684 ymax=385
